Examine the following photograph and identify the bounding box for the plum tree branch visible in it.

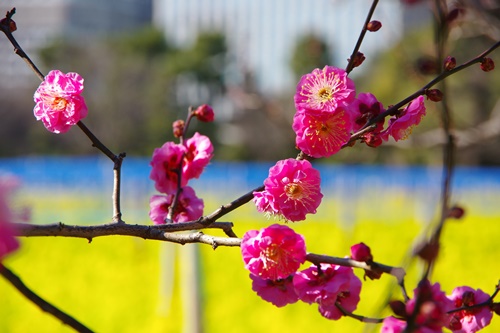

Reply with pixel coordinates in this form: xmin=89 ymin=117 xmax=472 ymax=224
xmin=0 ymin=264 xmax=94 ymax=333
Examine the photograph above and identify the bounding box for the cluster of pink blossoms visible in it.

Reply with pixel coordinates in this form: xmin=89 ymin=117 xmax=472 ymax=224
xmin=292 ymin=65 xmax=426 ymax=156
xmin=382 ymin=280 xmax=494 ymax=333
xmin=149 ymin=105 xmax=214 ymax=224
xmin=254 ymin=66 xmax=426 ymax=221
xmin=241 ymin=224 xmax=362 ymax=320
xmin=33 ymin=70 xmax=88 ymax=134
xmin=253 ymin=159 xmax=323 ymax=222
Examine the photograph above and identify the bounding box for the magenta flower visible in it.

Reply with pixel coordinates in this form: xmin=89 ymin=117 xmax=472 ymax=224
xmin=241 ymin=224 xmax=306 ymax=280
xmin=33 ymin=70 xmax=88 ymax=134
xmin=182 ymin=132 xmax=214 ymax=181
xmin=253 ymin=159 xmax=323 ymax=222
xmin=406 ymin=280 xmax=454 ymax=332
xmin=294 ymin=66 xmax=356 ymax=112
xmin=381 ymin=316 xmax=407 ymax=333
xmin=293 ymin=264 xmax=362 ymax=320
xmin=150 ymin=141 xmax=187 ymax=194
xmin=149 ymin=186 xmax=204 ymax=224
xmin=0 ymin=176 xmax=22 ymax=260
xmin=381 ymin=96 xmax=426 ymax=142
xmin=293 ymin=107 xmax=353 ymax=158
xmin=447 ymin=286 xmax=492 ymax=333
xmin=249 ymin=274 xmax=299 ymax=308
xmin=348 ymin=93 xmax=386 ymax=147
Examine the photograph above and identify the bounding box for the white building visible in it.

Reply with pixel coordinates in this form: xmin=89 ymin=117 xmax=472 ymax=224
xmin=153 ymin=0 xmax=410 ymax=95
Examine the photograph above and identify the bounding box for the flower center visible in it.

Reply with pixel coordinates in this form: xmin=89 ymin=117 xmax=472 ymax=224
xmin=285 ymin=183 xmax=303 ymax=199
xmin=52 ymin=97 xmax=68 ymax=110
xmin=317 ymin=87 xmax=332 ymax=101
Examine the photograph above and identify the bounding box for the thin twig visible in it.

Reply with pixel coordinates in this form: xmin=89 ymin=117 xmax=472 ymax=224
xmin=305 ymin=253 xmax=406 ymax=284
xmin=334 ymin=301 xmax=384 ymax=323
xmin=0 ymin=8 xmax=44 ymax=80
xmin=0 ymin=264 xmax=94 ymax=333
xmin=345 ymin=0 xmax=380 ymax=74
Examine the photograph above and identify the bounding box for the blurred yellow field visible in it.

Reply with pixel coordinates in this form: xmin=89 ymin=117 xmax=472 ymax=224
xmin=1 ymin=192 xmax=499 ymax=333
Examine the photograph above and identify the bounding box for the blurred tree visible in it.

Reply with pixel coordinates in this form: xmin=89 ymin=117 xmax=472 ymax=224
xmin=1 ymin=28 xmax=229 ymax=157
xmin=290 ymin=34 xmax=334 ymax=79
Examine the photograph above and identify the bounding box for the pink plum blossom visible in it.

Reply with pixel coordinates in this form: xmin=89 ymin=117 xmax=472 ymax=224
xmin=406 ymin=280 xmax=454 ymax=332
xmin=149 ymin=186 xmax=204 ymax=224
xmin=381 ymin=316 xmax=406 ymax=333
xmin=0 ymin=176 xmax=22 ymax=260
xmin=249 ymin=274 xmax=299 ymax=307
xmin=33 ymin=70 xmax=88 ymax=134
xmin=253 ymin=159 xmax=323 ymax=222
xmin=182 ymin=132 xmax=214 ymax=180
xmin=294 ymin=66 xmax=356 ymax=112
xmin=348 ymin=92 xmax=386 ymax=147
xmin=150 ymin=141 xmax=187 ymax=194
xmin=241 ymin=224 xmax=306 ymax=280
xmin=447 ymin=286 xmax=492 ymax=333
xmin=293 ymin=107 xmax=353 ymax=158
xmin=381 ymin=96 xmax=426 ymax=142
xmin=293 ymin=264 xmax=362 ymax=320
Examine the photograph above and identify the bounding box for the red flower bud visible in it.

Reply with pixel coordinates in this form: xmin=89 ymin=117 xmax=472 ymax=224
xmin=492 ymin=302 xmax=500 ymax=316
xmin=350 ymin=242 xmax=373 ymax=262
xmin=366 ymin=20 xmax=382 ymax=32
xmin=444 ymin=56 xmax=456 ymax=71
xmin=426 ymin=89 xmax=443 ymax=102
xmin=446 ymin=7 xmax=465 ymax=24
xmin=416 ymin=57 xmax=439 ymax=75
xmin=414 ymin=240 xmax=439 ymax=263
xmin=348 ymin=52 xmax=366 ymax=68
xmin=447 ymin=205 xmax=465 ymax=219
xmin=194 ymin=104 xmax=215 ymax=122
xmin=389 ymin=300 xmax=407 ymax=318
xmin=480 ymin=58 xmax=495 ymax=72
xmin=0 ymin=18 xmax=17 ymax=32
xmin=172 ymin=119 xmax=185 ymax=138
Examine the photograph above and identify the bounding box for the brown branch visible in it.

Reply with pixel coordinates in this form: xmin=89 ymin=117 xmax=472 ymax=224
xmin=0 ymin=8 xmax=44 ymax=80
xmin=334 ymin=301 xmax=384 ymax=324
xmin=305 ymin=253 xmax=406 ymax=284
xmin=0 ymin=264 xmax=94 ymax=333
xmin=353 ymin=39 xmax=500 ymax=139
xmin=15 ymin=221 xmax=237 ymax=242
xmin=345 ymin=0 xmax=380 ymax=74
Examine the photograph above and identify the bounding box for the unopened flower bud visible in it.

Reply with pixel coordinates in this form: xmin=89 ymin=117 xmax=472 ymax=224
xmin=416 ymin=57 xmax=439 ymax=75
xmin=413 ymin=240 xmax=439 ymax=263
xmin=194 ymin=104 xmax=215 ymax=122
xmin=366 ymin=20 xmax=382 ymax=32
xmin=350 ymin=242 xmax=373 ymax=262
xmin=444 ymin=56 xmax=456 ymax=71
xmin=480 ymin=58 xmax=495 ymax=72
xmin=426 ymin=89 xmax=443 ymax=102
xmin=446 ymin=7 xmax=465 ymax=24
xmin=364 ymin=133 xmax=383 ymax=148
xmin=389 ymin=300 xmax=407 ymax=318
xmin=172 ymin=119 xmax=185 ymax=138
xmin=349 ymin=52 xmax=366 ymax=68
xmin=492 ymin=302 xmax=500 ymax=316
xmin=0 ymin=18 xmax=17 ymax=32
xmin=447 ymin=205 xmax=465 ymax=219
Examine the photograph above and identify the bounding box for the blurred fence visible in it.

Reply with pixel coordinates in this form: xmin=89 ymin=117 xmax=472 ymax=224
xmin=1 ymin=156 xmax=500 ymax=225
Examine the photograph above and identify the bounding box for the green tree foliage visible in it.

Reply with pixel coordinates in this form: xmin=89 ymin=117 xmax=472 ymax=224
xmin=289 ymin=34 xmax=333 ymax=80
